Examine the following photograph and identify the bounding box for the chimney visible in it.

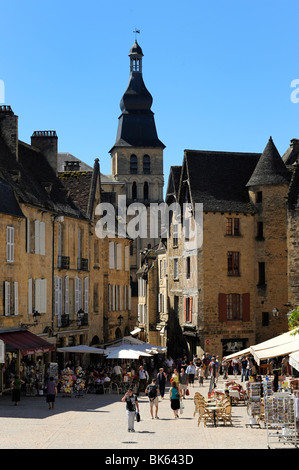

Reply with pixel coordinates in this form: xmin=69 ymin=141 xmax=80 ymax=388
xmin=0 ymin=105 xmax=19 ymax=160
xmin=31 ymin=131 xmax=58 ymax=174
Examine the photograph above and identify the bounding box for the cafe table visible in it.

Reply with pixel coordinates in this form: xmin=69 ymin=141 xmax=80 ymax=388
xmin=205 ymin=403 xmax=223 ymax=427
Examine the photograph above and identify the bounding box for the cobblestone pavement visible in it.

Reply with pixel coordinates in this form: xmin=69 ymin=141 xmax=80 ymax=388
xmin=0 ymin=374 xmax=296 ymax=451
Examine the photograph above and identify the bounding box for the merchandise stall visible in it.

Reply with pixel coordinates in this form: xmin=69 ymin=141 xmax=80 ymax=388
xmin=265 ymin=392 xmax=298 ymax=448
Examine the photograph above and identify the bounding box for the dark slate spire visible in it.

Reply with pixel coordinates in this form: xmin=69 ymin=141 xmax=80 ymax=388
xmin=246 ymin=137 xmax=291 ymax=187
xmin=110 ymin=41 xmax=165 ymax=150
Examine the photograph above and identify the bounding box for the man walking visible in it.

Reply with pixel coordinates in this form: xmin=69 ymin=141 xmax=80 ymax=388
xmin=138 ymin=365 xmax=149 ymax=395
xmin=122 ymin=387 xmax=140 ymax=432
xmin=156 ymin=368 xmax=167 ymax=399
xmin=145 ymin=378 xmax=160 ymax=419
xmin=179 ymin=368 xmax=189 ymax=398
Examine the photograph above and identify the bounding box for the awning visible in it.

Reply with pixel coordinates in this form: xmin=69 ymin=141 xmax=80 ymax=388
xmin=0 ymin=329 xmax=55 ymax=356
xmin=57 ymin=345 xmax=105 ymax=354
xmin=289 ymin=350 xmax=299 ymax=372
xmin=224 ymin=348 xmax=251 ymax=360
xmin=250 ymin=338 xmax=299 ymax=365
xmin=130 ymin=327 xmax=141 ymax=336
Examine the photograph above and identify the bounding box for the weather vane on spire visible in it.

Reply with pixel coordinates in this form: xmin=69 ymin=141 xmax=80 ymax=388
xmin=133 ymin=28 xmax=140 ymax=41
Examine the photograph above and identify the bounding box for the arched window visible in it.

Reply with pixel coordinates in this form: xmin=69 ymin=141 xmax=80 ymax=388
xmin=132 ymin=181 xmax=137 ymax=200
xmin=130 ymin=154 xmax=137 ymax=174
xmin=115 ymin=328 xmax=122 ymax=340
xmin=143 ymin=154 xmax=150 ymax=174
xmin=144 ymin=181 xmax=149 ymax=200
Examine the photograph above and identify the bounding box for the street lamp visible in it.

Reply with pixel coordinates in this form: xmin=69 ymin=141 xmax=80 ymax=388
xmin=117 ymin=315 xmax=124 ymax=325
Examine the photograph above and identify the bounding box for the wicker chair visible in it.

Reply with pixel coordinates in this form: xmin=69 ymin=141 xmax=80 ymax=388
xmin=193 ymin=396 xmax=206 ymax=417
xmin=219 ymin=403 xmax=233 ymax=426
xmin=197 ymin=404 xmax=214 ymax=427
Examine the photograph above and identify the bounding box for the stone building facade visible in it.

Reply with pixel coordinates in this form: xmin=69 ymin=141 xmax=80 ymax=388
xmin=165 ymin=138 xmax=291 ymax=359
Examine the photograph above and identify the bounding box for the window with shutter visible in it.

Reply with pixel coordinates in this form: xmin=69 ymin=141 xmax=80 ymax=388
xmin=184 ymin=297 xmax=187 ymax=322
xmin=174 ymin=258 xmax=179 ymax=279
xmin=119 ymin=285 xmax=122 ymax=311
xmin=189 ymin=297 xmax=193 ymax=322
xmin=41 ymin=279 xmax=47 ymax=313
xmin=35 ymin=279 xmax=41 ymax=312
xmin=54 ymin=276 xmax=59 ymax=315
xmin=7 ymin=226 xmax=14 ymax=262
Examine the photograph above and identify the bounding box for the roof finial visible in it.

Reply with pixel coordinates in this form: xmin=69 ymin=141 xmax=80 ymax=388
xmin=133 ymin=28 xmax=140 ymax=41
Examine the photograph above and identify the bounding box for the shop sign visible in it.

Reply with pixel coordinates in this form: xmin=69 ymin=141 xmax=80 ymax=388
xmin=0 ymin=340 xmax=5 ymax=363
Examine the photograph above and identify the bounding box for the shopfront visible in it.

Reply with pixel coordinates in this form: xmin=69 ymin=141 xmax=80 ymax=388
xmin=0 ymin=328 xmax=55 ymax=395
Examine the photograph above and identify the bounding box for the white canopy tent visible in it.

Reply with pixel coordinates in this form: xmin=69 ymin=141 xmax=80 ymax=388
xmin=57 ymin=345 xmax=105 ymax=354
xmin=250 ymin=330 xmax=299 ymax=365
xmin=289 ymin=350 xmax=299 ymax=372
xmin=104 ymin=349 xmax=152 ymax=359
xmin=224 ymin=348 xmax=251 ymax=361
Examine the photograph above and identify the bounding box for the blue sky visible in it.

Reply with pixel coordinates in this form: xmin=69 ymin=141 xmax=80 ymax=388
xmin=0 ymin=0 xmax=298 ymax=184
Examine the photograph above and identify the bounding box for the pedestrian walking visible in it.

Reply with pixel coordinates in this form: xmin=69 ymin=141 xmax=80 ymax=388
xmin=171 ymin=368 xmax=180 ymax=387
xmin=45 ymin=376 xmax=57 ymax=409
xmin=198 ymin=365 xmax=204 ymax=386
xmin=222 ymin=358 xmax=228 ymax=380
xmin=156 ymin=368 xmax=167 ymax=399
xmin=138 ymin=365 xmax=149 ymax=395
xmin=121 ymin=387 xmax=140 ymax=432
xmin=186 ymin=361 xmax=196 ymax=387
xmin=145 ymin=378 xmax=160 ymax=419
xmin=179 ymin=368 xmax=189 ymax=398
xmin=169 ymin=380 xmax=181 ymax=419
xmin=11 ymin=374 xmax=24 ymax=406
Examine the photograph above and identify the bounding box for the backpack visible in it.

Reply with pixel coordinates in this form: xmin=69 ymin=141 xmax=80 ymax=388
xmin=147 ymin=384 xmax=157 ymax=398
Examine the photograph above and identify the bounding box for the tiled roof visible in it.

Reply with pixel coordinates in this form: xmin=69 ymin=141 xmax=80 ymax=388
xmin=246 ymin=137 xmax=291 ymax=187
xmin=183 ymin=149 xmax=261 ymax=213
xmin=0 ymin=137 xmax=84 ymax=218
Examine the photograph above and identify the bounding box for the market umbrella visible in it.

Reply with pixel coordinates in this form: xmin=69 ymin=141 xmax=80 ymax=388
xmin=57 ymin=345 xmax=105 ymax=354
xmin=104 ymin=348 xmax=152 ymax=359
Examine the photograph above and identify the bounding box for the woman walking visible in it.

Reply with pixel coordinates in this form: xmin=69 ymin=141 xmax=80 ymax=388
xmin=169 ymin=380 xmax=181 ymax=419
xmin=45 ymin=376 xmax=58 ymax=409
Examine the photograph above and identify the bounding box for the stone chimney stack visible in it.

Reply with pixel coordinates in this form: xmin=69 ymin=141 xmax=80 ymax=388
xmin=0 ymin=105 xmax=19 ymax=160
xmin=31 ymin=131 xmax=58 ymax=174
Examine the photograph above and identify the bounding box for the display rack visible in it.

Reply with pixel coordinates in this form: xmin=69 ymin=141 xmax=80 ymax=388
xmin=246 ymin=381 xmax=262 ymax=427
xmin=265 ymin=392 xmax=298 ymax=449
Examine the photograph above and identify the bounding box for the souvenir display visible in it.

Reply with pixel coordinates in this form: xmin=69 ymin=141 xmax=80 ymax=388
xmin=265 ymin=392 xmax=297 ymax=449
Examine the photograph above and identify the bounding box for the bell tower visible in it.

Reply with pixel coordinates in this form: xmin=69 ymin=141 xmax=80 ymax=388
xmin=109 ymin=38 xmax=165 ymax=292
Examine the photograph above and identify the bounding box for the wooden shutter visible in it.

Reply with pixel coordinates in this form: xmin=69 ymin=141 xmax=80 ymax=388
xmin=35 ymin=279 xmax=41 ymax=312
xmin=189 ymin=296 xmax=193 ymax=322
xmin=84 ymin=277 xmax=89 ymax=313
xmin=4 ymin=281 xmax=10 ymax=315
xmin=28 ymin=278 xmax=33 ymax=314
xmin=54 ymin=276 xmax=59 ymax=315
xmin=58 ymin=277 xmax=63 ymax=315
xmin=125 ymin=246 xmax=129 ymax=271
xmin=117 ymin=244 xmax=122 ymax=270
xmin=242 ymin=293 xmax=250 ymax=321
xmin=34 ymin=220 xmax=40 ymax=254
xmin=109 ymin=242 xmax=115 ymax=269
xmin=39 ymin=222 xmax=45 ymax=255
xmin=219 ymin=294 xmax=227 ymax=322
xmin=26 ymin=218 xmax=31 ymax=253
xmin=41 ymin=279 xmax=47 ymax=313
xmin=14 ymin=282 xmax=19 ymax=315
xmin=184 ymin=297 xmax=187 ymax=322
xmin=65 ymin=276 xmax=69 ymax=315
